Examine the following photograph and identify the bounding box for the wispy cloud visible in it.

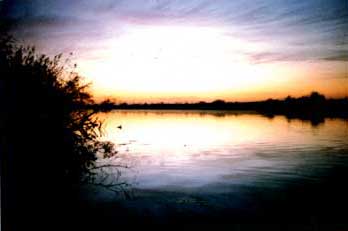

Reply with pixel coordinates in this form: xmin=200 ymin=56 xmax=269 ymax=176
xmin=323 ymin=52 xmax=348 ymax=62
xmin=2 ymin=0 xmax=347 ymax=63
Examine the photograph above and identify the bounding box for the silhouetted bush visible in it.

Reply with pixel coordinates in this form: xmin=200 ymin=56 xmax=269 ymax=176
xmin=1 ymin=35 xmax=117 ymax=180
xmin=0 ymin=36 xmax=117 ymax=230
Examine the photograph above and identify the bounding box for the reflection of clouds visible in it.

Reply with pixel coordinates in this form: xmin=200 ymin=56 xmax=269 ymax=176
xmin=96 ymin=110 xmax=348 ymax=190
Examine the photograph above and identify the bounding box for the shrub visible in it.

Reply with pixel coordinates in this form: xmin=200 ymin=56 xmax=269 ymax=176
xmin=0 ymin=36 xmax=117 ymax=187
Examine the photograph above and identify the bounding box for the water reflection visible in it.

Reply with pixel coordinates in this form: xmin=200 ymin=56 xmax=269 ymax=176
xmin=96 ymin=110 xmax=348 ymax=191
xmin=84 ymin=110 xmax=348 ymax=225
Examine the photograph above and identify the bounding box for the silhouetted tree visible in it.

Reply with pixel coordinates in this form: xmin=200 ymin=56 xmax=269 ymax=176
xmin=309 ymin=91 xmax=326 ymax=103
xmin=1 ymin=36 xmax=118 ymax=179
xmin=0 ymin=36 xmax=118 ymax=230
xmin=212 ymin=99 xmax=226 ymax=104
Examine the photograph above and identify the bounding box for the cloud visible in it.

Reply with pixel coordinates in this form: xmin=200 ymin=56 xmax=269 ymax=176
xmin=323 ymin=52 xmax=348 ymax=62
xmin=3 ymin=0 xmax=347 ymax=64
xmin=248 ymin=52 xmax=300 ymax=64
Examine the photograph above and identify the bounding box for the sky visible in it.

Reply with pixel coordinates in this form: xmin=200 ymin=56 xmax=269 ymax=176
xmin=2 ymin=0 xmax=348 ymax=102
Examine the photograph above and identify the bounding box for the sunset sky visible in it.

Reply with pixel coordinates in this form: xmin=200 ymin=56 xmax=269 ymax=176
xmin=2 ymin=0 xmax=348 ymax=103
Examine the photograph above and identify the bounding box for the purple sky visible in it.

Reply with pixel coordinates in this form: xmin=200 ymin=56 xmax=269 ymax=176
xmin=2 ymin=0 xmax=347 ymax=102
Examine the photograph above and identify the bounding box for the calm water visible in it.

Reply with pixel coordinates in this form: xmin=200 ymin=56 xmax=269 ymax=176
xmin=89 ymin=110 xmax=348 ymax=223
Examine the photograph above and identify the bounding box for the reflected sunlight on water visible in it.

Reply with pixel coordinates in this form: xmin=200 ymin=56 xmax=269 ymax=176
xmin=95 ymin=110 xmax=348 ymax=192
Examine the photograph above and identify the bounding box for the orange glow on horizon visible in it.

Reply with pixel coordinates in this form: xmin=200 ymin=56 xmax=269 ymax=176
xmin=75 ymin=25 xmax=347 ymax=103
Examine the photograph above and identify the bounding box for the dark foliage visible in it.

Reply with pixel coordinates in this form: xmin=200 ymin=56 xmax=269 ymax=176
xmin=0 ymin=36 xmax=117 ymax=230
xmin=104 ymin=92 xmax=348 ymax=126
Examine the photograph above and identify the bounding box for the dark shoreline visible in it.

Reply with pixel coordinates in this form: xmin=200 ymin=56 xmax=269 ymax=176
xmin=90 ymin=92 xmax=348 ymax=121
xmin=89 ymin=92 xmax=348 ymax=127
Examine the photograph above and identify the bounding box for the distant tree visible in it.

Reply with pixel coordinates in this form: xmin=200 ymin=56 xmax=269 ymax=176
xmin=212 ymin=99 xmax=226 ymax=104
xmin=309 ymin=91 xmax=326 ymax=103
xmin=284 ymin=96 xmax=294 ymax=102
xmin=96 ymin=98 xmax=116 ymax=111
